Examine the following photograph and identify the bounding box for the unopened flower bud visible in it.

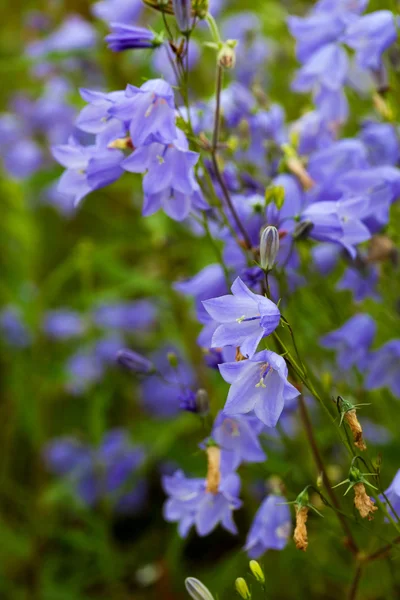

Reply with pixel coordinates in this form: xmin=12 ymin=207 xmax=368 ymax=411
xmin=117 ymin=349 xmax=154 ymax=374
xmin=217 ymin=40 xmax=237 ymax=69
xmin=353 ymin=483 xmax=378 ymax=520
xmin=260 ymin=226 xmax=279 ymax=271
xmin=185 ymin=577 xmax=215 ymax=600
xmin=235 ymin=578 xmax=251 ymax=599
xmin=249 ymin=560 xmax=264 ymax=583
xmin=172 ymin=0 xmax=192 ymax=33
xmin=192 ymin=0 xmax=209 ymax=19
xmin=206 ymin=445 xmax=221 ymax=494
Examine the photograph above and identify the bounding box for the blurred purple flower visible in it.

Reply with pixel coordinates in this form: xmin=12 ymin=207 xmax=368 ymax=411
xmin=0 ymin=307 xmax=32 ymax=348
xmin=245 ymin=494 xmax=291 ymax=558
xmin=43 ymin=309 xmax=85 ymax=340
xmin=365 ymin=340 xmax=400 ymax=397
xmin=92 ymin=0 xmax=143 ymax=24
xmin=320 ymin=313 xmax=376 ymax=371
xmin=92 ymin=300 xmax=156 ymax=331
xmin=344 ymin=11 xmax=397 ymax=71
xmin=337 ymin=265 xmax=380 ymax=302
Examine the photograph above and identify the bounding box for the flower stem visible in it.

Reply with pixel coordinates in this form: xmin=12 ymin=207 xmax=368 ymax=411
xmin=298 ymin=395 xmax=359 ymax=555
xmin=210 ymin=65 xmax=253 ymax=252
xmin=348 ymin=565 xmax=363 ymax=600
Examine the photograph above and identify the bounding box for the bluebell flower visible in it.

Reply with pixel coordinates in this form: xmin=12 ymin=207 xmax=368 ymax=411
xmin=110 ymin=79 xmax=177 ymax=147
xmin=313 ymin=0 xmax=367 ymax=14
xmin=337 ymin=170 xmax=393 ymax=233
xmin=380 ymin=470 xmax=400 ymax=519
xmin=365 ymin=340 xmax=400 ymax=398
xmin=359 ymin=121 xmax=400 ymax=167
xmin=344 ymin=11 xmax=397 ymax=71
xmin=219 ymin=83 xmax=257 ymax=128
xmin=337 ymin=265 xmax=380 ymax=302
xmin=76 ymin=88 xmax=126 ymax=134
xmin=3 ymin=139 xmax=44 ymax=179
xmin=43 ymin=309 xmax=85 ymax=340
xmin=92 ymin=0 xmax=143 ymax=24
xmin=245 ymin=494 xmax=291 ymax=558
xmin=362 ymin=419 xmax=392 ymax=446
xmin=313 ymin=85 xmax=349 ymax=125
xmin=219 ymin=350 xmax=300 ymax=427
xmin=174 ymin=263 xmax=229 ymax=324
xmin=222 ymin=13 xmax=271 ymax=85
xmin=92 ymin=300 xmax=156 ymax=331
xmin=66 ymin=351 xmax=104 ymax=395
xmin=106 ymin=23 xmax=162 ymax=52
xmin=308 ymin=139 xmax=369 ymax=192
xmin=140 ymin=346 xmax=196 ymax=418
xmin=44 ymin=429 xmax=147 ymax=513
xmin=0 ymin=307 xmax=32 ymax=348
xmin=210 ymin=411 xmax=266 ymax=473
xmin=93 ymin=334 xmax=125 ymax=364
xmin=290 ymin=110 xmax=335 ymax=155
xmin=52 ymin=137 xmax=122 ymax=207
xmin=203 ymin=277 xmax=281 ymax=359
xmin=312 ymin=243 xmax=341 ymax=275
xmin=162 ymin=469 xmax=242 ymax=537
xmin=288 ymin=13 xmax=346 ymax=63
xmin=292 ymin=43 xmax=348 ymax=92
xmin=26 ymin=14 xmax=97 ymax=57
xmin=320 ymin=314 xmax=376 ymax=371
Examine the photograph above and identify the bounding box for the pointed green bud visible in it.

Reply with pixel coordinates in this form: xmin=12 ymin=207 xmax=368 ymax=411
xmin=260 ymin=225 xmax=279 ymax=271
xmin=185 ymin=577 xmax=215 ymax=600
xmin=295 ymin=487 xmax=310 ymax=507
xmin=235 ymin=578 xmax=251 ymax=599
xmin=349 ymin=467 xmax=362 ymax=483
xmin=249 ymin=560 xmax=265 ymax=584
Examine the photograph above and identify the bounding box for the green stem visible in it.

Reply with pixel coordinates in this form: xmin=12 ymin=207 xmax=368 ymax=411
xmin=205 ymin=12 xmax=221 ymax=44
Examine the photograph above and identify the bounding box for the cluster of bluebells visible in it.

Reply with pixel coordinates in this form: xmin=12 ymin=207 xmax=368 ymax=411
xmin=5 ymin=0 xmax=400 ymax=566
xmin=288 ymin=0 xmax=397 ymax=126
xmin=44 ymin=429 xmax=147 ymax=513
xmin=52 ymin=79 xmax=207 ymax=220
xmin=0 ymin=300 xmax=156 ymax=396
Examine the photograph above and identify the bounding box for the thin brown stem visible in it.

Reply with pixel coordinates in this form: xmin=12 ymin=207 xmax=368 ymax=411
xmin=348 ymin=565 xmax=363 ymax=600
xmin=210 ymin=65 xmax=253 ymax=251
xmin=298 ymin=396 xmax=359 ymax=555
xmin=365 ymin=536 xmax=400 ymax=563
